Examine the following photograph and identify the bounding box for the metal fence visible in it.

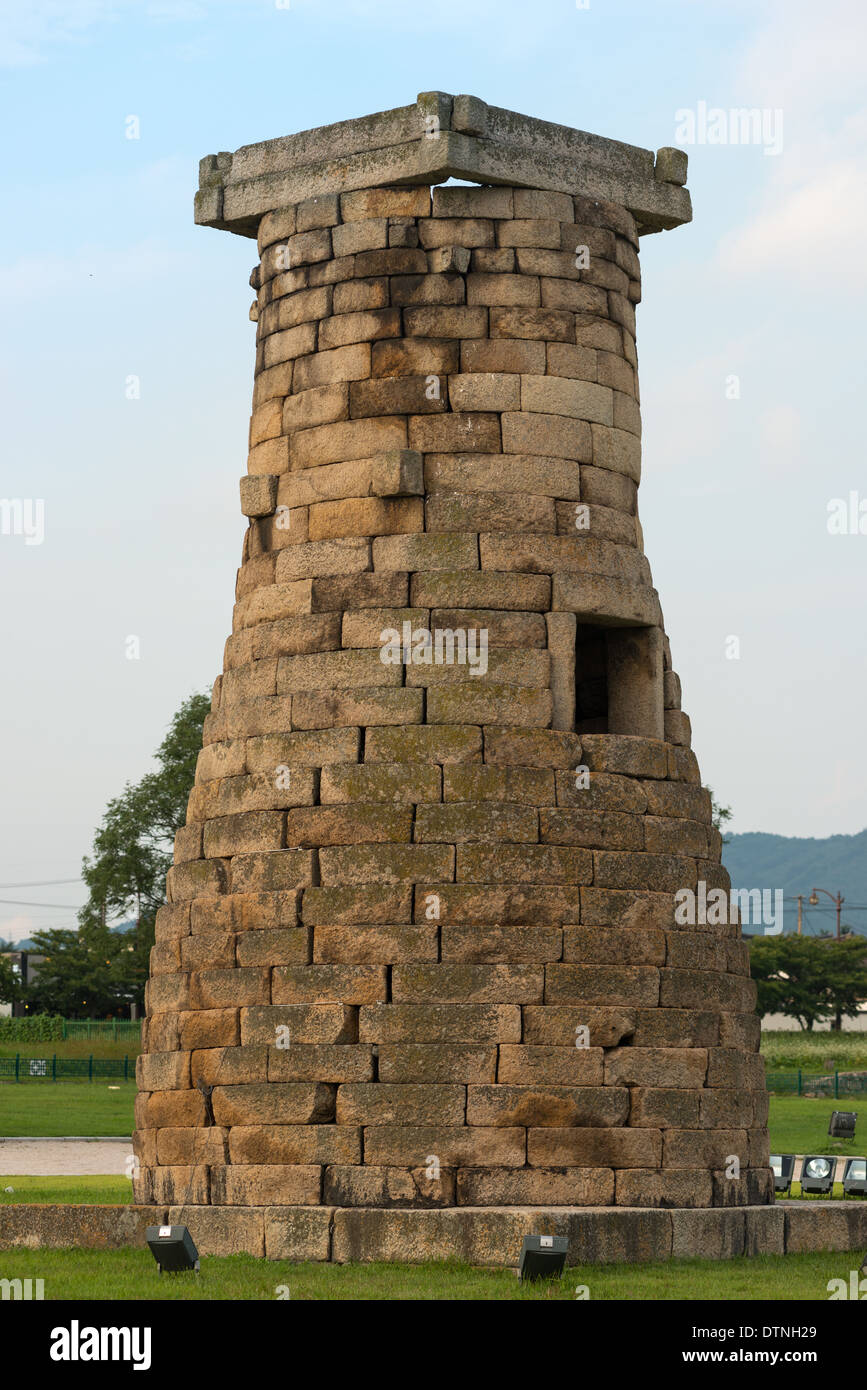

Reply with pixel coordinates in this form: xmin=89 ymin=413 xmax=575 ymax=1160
xmin=765 ymin=1070 xmax=867 ymax=1096
xmin=0 ymin=1055 xmax=135 ymax=1082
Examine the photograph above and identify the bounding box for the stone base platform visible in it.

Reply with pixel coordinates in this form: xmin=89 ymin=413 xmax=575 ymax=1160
xmin=1 ymin=1203 xmax=866 ymax=1266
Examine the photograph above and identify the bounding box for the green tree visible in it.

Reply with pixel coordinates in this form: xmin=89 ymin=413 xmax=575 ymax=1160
xmin=80 ymin=690 xmax=211 ymax=931
xmin=749 ymin=934 xmax=867 ymax=1031
xmin=25 ymin=923 xmax=139 ymax=1018
xmin=0 ymin=950 xmax=22 ymax=1007
xmin=818 ymin=934 xmax=867 ymax=1032
xmin=705 ymin=786 xmax=733 ymax=843
xmin=24 ymin=691 xmax=209 ymax=1018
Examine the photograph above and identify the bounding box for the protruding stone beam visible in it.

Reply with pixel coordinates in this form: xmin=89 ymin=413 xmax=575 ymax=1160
xmin=196 ymin=92 xmax=691 ymax=239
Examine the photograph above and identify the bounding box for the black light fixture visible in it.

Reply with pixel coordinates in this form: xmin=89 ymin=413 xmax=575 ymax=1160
xmin=146 ymin=1224 xmax=200 ymax=1274
xmin=842 ymin=1158 xmax=867 ymax=1197
xmin=518 ymin=1233 xmax=568 ymax=1282
xmin=800 ymin=1156 xmax=836 ymax=1195
xmin=829 ymin=1111 xmax=858 ymax=1140
xmin=769 ymin=1154 xmax=796 ymax=1195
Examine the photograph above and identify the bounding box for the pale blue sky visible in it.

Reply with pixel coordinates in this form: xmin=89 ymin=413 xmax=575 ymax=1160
xmin=1 ymin=0 xmax=864 ymax=942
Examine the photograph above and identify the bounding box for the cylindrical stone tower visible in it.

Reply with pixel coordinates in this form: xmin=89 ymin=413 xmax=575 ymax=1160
xmin=134 ymin=94 xmax=771 ymax=1263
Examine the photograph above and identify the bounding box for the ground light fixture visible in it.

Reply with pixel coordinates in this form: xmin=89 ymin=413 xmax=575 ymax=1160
xmin=829 ymin=1111 xmax=858 ymax=1139
xmin=518 ymin=1234 xmax=569 ymax=1281
xmin=146 ymin=1224 xmax=200 ymax=1274
xmin=769 ymin=1154 xmax=796 ymax=1195
xmin=842 ymin=1158 xmax=867 ymax=1197
xmin=800 ymin=1156 xmax=836 ymax=1195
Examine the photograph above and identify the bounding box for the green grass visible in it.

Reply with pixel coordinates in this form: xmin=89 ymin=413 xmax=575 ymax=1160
xmin=0 ymin=1081 xmax=135 ymax=1136
xmin=767 ymin=1095 xmax=863 ymax=1157
xmin=0 ymin=1176 xmax=132 ymax=1204
xmin=761 ymin=1030 xmax=867 ymax=1071
xmin=788 ymin=1182 xmax=849 ymax=1200
xmin=0 ymin=1247 xmax=856 ymax=1299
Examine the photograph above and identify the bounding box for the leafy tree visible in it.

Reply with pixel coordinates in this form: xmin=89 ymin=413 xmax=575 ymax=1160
xmin=0 ymin=951 xmax=22 ymax=1007
xmin=24 ymin=691 xmax=209 ymax=1018
xmin=24 ymin=924 xmax=140 ymax=1018
xmin=818 ymin=934 xmax=867 ymax=1032
xmin=79 ymin=691 xmax=211 ymax=932
xmin=749 ymin=934 xmax=867 ymax=1031
xmin=705 ymin=786 xmax=733 ymax=842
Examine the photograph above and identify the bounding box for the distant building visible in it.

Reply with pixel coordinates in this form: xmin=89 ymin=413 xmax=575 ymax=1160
xmin=0 ymin=941 xmax=46 ymax=1018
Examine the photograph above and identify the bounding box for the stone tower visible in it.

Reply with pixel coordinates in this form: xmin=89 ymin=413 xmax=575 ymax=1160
xmin=134 ymin=94 xmax=771 ymax=1262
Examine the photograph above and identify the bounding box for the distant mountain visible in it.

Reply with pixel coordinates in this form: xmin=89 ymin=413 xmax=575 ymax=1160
xmin=0 ymin=919 xmax=137 ymax=951
xmin=722 ymin=828 xmax=867 ymax=936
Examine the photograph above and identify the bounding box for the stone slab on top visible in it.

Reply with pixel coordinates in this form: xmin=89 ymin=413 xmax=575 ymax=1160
xmin=196 ymin=91 xmax=691 ymax=239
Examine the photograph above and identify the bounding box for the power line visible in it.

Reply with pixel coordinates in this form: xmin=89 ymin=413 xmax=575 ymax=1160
xmin=0 ymin=878 xmax=83 ymax=889
xmin=0 ymin=898 xmax=82 ymax=908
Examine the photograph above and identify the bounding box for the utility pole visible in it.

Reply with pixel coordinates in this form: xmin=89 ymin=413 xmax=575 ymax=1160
xmin=796 ymin=895 xmax=803 ymax=935
xmin=810 ymin=887 xmax=847 ymax=1031
xmin=809 ymin=887 xmax=844 ymax=940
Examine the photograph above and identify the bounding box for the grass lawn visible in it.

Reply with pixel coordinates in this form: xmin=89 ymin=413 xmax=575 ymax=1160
xmin=0 ymin=1039 xmax=139 ymax=1062
xmin=0 ymin=1176 xmax=131 ymax=1204
xmin=0 ymin=1082 xmax=135 ymax=1136
xmin=760 ymin=1030 xmax=867 ymax=1071
xmin=767 ymin=1095 xmax=863 ymax=1157
xmin=0 ymin=1247 xmax=857 ymax=1300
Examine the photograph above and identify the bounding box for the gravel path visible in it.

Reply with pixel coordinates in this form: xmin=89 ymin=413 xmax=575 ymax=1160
xmin=0 ymin=1138 xmax=132 ymax=1176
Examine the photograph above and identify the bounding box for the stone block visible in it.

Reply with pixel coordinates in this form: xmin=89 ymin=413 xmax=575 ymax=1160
xmin=240 ymin=1004 xmax=358 ymax=1046
xmin=324 ymin=1165 xmax=455 ymax=1208
xmin=377 ymin=1044 xmax=497 ymax=1083
xmin=271 ymin=964 xmax=388 ymax=1005
xmin=456 ymin=1168 xmax=614 ymax=1206
xmin=229 ymin=1125 xmax=361 ymax=1165
xmin=468 ymin=1084 xmax=628 ymax=1128
xmin=528 ymin=1128 xmax=662 ymax=1167
xmin=267 ymin=1043 xmax=374 ymax=1083
xmin=312 ymin=925 xmax=437 ymax=965
xmin=359 ymin=1003 xmax=522 ymax=1044
xmin=210 ymin=1165 xmax=322 ymax=1206
xmin=336 ymin=1083 xmax=466 ymax=1125
xmin=392 ymin=962 xmax=543 ymax=1004
xmin=264 ymin=1206 xmax=335 ymax=1259
xmin=363 ymin=1125 xmax=526 ymax=1168
xmin=442 ymin=925 xmax=562 ymax=963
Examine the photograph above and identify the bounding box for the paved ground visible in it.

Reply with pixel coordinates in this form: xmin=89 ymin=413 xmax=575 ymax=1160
xmin=0 ymin=1138 xmax=132 ymax=1176
xmin=764 ymin=1014 xmax=867 ymax=1031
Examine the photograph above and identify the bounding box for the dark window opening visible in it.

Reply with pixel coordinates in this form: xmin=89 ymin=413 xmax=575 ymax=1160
xmin=573 ymin=624 xmax=664 ymax=739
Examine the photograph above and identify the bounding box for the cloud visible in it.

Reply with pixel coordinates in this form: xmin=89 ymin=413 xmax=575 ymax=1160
xmin=719 ymin=0 xmax=867 ymax=285
xmin=0 ymin=1 xmax=120 ymax=68
xmin=0 ymin=0 xmax=221 ymax=67
xmin=721 ymin=156 xmax=867 ymax=284
xmin=756 ymin=404 xmax=803 ymax=469
xmin=735 ymin=0 xmax=867 ymax=112
xmin=0 ymin=914 xmax=37 ymax=944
